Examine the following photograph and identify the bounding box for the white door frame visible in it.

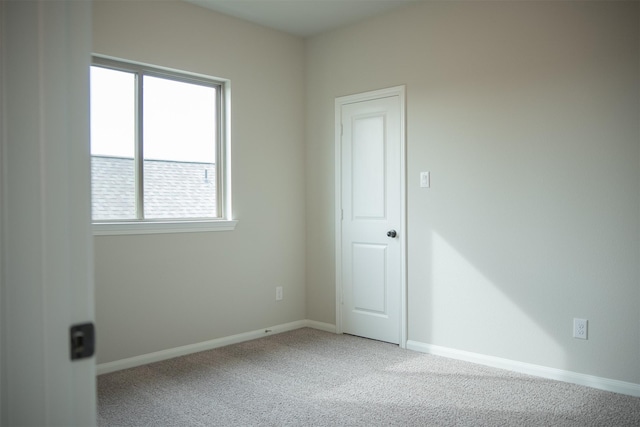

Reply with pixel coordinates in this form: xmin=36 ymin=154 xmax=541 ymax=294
xmin=1 ymin=1 xmax=96 ymax=425
xmin=334 ymin=85 xmax=407 ymax=348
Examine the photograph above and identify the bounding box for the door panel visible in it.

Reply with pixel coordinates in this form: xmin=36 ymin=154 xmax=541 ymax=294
xmin=352 ymin=243 xmax=387 ymax=314
xmin=340 ymin=93 xmax=402 ymax=344
xmin=352 ymin=115 xmax=386 ymax=219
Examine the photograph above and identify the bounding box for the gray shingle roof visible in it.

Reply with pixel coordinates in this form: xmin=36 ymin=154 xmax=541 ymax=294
xmin=91 ymin=156 xmax=217 ymax=220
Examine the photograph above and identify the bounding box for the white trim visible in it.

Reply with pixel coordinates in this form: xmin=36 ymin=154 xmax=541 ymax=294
xmin=334 ymin=85 xmax=407 ymax=348
xmin=97 ymin=323 xmax=640 ymax=398
xmin=334 ymin=97 xmax=343 ymax=335
xmin=407 ymin=340 xmax=640 ymax=398
xmin=97 ymin=320 xmax=336 ymax=375
xmin=398 ymin=87 xmax=407 ymax=349
xmin=222 ymin=78 xmax=233 ymax=222
xmin=93 ymin=219 xmax=238 ymax=236
xmin=305 ymin=320 xmax=336 ymax=333
xmin=2 ymin=2 xmax=96 ymax=424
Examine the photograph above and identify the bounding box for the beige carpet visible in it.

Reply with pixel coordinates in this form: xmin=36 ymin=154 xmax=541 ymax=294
xmin=98 ymin=328 xmax=640 ymax=426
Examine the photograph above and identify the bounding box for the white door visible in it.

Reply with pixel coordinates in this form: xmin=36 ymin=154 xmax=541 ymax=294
xmin=336 ymin=87 xmax=405 ymax=345
xmin=1 ymin=1 xmax=96 ymax=425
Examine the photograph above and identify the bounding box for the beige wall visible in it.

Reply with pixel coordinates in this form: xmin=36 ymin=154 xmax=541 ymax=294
xmin=306 ymin=1 xmax=640 ymax=383
xmin=93 ymin=0 xmax=306 ymax=364
xmin=94 ymin=0 xmax=640 ymax=385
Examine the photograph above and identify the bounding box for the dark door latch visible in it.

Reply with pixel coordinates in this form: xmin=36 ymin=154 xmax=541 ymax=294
xmin=70 ymin=323 xmax=95 ymax=360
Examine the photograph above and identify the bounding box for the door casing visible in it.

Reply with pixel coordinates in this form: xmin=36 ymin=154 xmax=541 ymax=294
xmin=0 ymin=1 xmax=96 ymax=424
xmin=334 ymin=85 xmax=407 ymax=348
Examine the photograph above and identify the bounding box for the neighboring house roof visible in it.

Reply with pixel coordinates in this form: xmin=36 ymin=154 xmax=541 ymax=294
xmin=91 ymin=156 xmax=217 ymax=220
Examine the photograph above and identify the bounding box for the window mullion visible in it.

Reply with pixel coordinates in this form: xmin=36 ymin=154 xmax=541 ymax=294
xmin=135 ymin=71 xmax=144 ymax=220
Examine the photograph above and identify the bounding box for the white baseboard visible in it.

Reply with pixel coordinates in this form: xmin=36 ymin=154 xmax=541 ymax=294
xmin=100 ymin=324 xmax=639 ymax=398
xmin=97 ymin=319 xmax=336 ymax=375
xmin=305 ymin=320 xmax=336 ymax=333
xmin=406 ymin=340 xmax=640 ymax=398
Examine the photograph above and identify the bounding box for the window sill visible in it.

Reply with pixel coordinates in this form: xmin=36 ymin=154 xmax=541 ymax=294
xmin=93 ymin=219 xmax=238 ymax=236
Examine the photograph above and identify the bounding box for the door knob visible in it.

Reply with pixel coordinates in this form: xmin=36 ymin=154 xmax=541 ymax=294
xmin=387 ymin=230 xmax=397 ymax=238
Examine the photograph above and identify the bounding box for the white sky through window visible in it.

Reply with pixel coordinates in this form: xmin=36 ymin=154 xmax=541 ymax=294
xmin=90 ymin=67 xmax=135 ymax=158
xmin=90 ymin=66 xmax=217 ymax=164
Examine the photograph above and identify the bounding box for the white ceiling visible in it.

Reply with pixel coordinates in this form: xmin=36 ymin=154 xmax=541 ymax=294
xmin=183 ymin=0 xmax=419 ymax=38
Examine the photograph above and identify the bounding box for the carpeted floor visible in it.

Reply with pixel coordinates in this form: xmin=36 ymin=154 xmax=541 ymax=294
xmin=98 ymin=328 xmax=640 ymax=426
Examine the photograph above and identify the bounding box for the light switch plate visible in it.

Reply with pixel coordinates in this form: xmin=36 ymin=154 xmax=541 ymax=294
xmin=420 ymin=171 xmax=430 ymax=188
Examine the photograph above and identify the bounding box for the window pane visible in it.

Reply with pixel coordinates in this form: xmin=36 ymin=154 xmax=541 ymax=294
xmin=143 ymin=76 xmax=217 ymax=219
xmin=90 ymin=66 xmax=136 ymax=220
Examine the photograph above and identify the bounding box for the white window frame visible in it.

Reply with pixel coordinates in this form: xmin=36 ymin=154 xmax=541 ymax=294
xmin=90 ymin=56 xmax=236 ymax=235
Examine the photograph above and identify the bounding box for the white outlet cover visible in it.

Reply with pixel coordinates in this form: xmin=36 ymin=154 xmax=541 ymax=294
xmin=573 ymin=318 xmax=588 ymax=340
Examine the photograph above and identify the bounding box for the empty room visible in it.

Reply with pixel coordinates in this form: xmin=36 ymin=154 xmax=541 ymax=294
xmin=1 ymin=0 xmax=639 ymax=425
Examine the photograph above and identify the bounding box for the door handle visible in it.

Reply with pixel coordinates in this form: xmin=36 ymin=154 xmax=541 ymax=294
xmin=387 ymin=230 xmax=397 ymax=238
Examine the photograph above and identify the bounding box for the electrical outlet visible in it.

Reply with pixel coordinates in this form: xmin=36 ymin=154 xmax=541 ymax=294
xmin=276 ymin=286 xmax=283 ymax=301
xmin=573 ymin=318 xmax=588 ymax=340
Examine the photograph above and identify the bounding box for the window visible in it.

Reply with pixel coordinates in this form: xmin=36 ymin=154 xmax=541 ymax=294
xmin=90 ymin=57 xmax=235 ymax=234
